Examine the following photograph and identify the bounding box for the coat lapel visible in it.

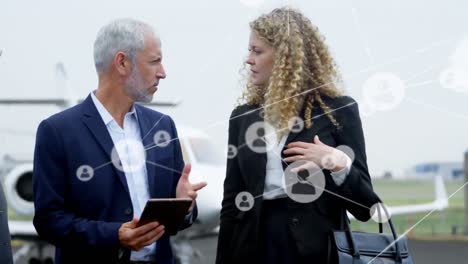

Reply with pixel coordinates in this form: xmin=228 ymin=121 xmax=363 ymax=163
xmin=135 ymin=105 xmax=159 ymax=197
xmin=81 ymin=95 xmax=130 ymax=194
xmin=241 ymin=106 xmax=268 ymax=191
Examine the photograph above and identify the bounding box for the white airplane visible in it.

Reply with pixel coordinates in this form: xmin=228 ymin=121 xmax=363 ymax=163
xmin=348 ymin=174 xmax=449 ymax=221
xmin=1 ymin=63 xmax=449 ymax=264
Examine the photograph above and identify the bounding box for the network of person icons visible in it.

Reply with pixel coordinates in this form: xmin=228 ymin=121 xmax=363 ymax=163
xmin=75 ymin=129 xmax=174 ymax=182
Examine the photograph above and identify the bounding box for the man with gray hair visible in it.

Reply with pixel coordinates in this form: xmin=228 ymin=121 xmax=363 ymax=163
xmin=33 ymin=18 xmax=206 ymax=264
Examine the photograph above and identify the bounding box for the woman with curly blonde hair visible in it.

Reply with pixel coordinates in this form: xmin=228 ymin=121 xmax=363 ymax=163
xmin=216 ymin=7 xmax=379 ymax=264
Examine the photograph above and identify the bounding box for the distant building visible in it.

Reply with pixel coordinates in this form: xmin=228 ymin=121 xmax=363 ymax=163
xmin=406 ymin=162 xmax=464 ymax=181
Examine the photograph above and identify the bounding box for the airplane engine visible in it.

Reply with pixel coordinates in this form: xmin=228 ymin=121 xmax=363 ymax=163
xmin=3 ymin=163 xmax=34 ymax=216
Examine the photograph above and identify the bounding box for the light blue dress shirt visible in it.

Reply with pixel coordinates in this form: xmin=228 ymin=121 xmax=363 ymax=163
xmin=91 ymin=92 xmax=156 ymax=261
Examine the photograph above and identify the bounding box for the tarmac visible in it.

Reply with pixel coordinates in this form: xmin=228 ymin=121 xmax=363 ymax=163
xmin=12 ymin=235 xmax=468 ymax=263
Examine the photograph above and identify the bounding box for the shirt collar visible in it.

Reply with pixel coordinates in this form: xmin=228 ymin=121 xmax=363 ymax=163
xmin=90 ymin=91 xmax=138 ymax=126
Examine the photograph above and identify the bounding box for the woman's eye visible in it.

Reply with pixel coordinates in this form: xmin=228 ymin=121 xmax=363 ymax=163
xmin=250 ymin=49 xmax=261 ymax=54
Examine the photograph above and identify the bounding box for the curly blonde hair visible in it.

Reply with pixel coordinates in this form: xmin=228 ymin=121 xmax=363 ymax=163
xmin=240 ymin=7 xmax=344 ymax=138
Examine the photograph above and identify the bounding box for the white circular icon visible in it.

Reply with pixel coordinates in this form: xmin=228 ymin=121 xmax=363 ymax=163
xmin=76 ymin=165 xmax=94 ymax=182
xmin=320 ymin=147 xmax=352 ymax=171
xmin=153 ymin=130 xmax=172 ymax=147
xmin=321 ymin=153 xmax=338 ymax=170
xmin=336 ymin=145 xmax=355 ymax=163
xmin=245 ymin=121 xmax=278 ymax=153
xmin=239 ymin=0 xmax=266 ymax=8
xmin=370 ymin=203 xmax=392 ymax=223
xmin=259 ymin=109 xmax=266 ymax=119
xmin=235 ymin=191 xmax=255 ymax=211
xmin=439 ymin=67 xmax=468 ymax=93
xmin=111 ymin=139 xmax=146 ymax=173
xmin=358 ymin=101 xmax=376 ymax=118
xmin=288 ymin=116 xmax=304 ymax=133
xmin=362 ymin=72 xmax=406 ymax=111
xmin=227 ymin=144 xmax=238 ymax=159
xmin=284 ymin=160 xmax=326 ymax=203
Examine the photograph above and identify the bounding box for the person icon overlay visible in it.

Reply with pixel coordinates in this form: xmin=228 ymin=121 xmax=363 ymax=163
xmin=291 ymin=169 xmax=316 ymax=195
xmin=239 ymin=195 xmax=251 ymax=208
xmin=253 ymin=127 xmax=266 ymax=147
xmin=80 ymin=168 xmax=91 ymax=179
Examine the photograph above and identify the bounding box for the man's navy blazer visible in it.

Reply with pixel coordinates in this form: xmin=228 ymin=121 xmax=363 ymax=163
xmin=33 ymin=95 xmax=197 ymax=264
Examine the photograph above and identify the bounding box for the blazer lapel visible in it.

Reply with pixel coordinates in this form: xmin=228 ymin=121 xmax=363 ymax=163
xmin=243 ymin=106 xmax=268 ymax=191
xmin=135 ymin=105 xmax=158 ymax=197
xmin=81 ymin=95 xmax=130 ymax=194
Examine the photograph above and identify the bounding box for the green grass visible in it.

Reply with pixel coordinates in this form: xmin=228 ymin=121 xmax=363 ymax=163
xmin=7 ymin=179 xmax=468 ymax=238
xmin=350 ymin=179 xmax=467 ymax=238
xmin=8 ymin=208 xmax=32 ymax=221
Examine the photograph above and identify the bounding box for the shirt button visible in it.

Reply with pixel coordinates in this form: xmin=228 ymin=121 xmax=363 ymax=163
xmin=124 ymin=208 xmax=132 ymax=216
xmin=291 ymin=218 xmax=299 ymax=226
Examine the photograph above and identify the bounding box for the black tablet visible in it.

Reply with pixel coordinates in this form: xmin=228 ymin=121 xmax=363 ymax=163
xmin=137 ymin=198 xmax=192 ymax=235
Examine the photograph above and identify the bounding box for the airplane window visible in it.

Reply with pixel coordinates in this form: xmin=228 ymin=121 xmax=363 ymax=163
xmin=188 ymin=137 xmax=225 ymax=165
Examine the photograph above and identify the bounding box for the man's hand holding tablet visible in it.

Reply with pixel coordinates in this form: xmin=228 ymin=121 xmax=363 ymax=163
xmin=119 ymin=163 xmax=207 ymax=249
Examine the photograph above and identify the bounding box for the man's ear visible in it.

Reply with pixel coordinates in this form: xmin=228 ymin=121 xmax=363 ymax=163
xmin=113 ymin=51 xmax=132 ymax=76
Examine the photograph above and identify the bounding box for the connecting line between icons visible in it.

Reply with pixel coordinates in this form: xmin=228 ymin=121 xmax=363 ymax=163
xmin=77 ymin=33 xmax=460 ymax=221
xmin=89 ymin=101 xmax=370 ymax=217
xmin=141 ymin=114 xmax=166 ymax=142
xmin=404 ymin=97 xmax=468 ymax=121
xmin=356 ymin=36 xmax=456 ymax=74
xmin=141 ymin=81 xmax=333 ymax=153
xmin=351 ymin=6 xmax=375 ymax=66
xmin=145 ymin=160 xmax=184 ymax=175
xmin=143 ymin=92 xmax=356 ymax=155
xmin=228 ymin=101 xmax=357 ymax=158
xmin=107 ymin=35 xmax=457 ymax=155
xmin=367 ymin=180 xmax=468 ymax=264
xmin=83 ymin=101 xmax=362 ymax=216
xmin=93 ymin=161 xmax=114 ymax=171
xmin=403 ymin=63 xmax=442 ymax=83
xmin=405 ymin=80 xmax=437 ymax=89
xmin=230 ymin=101 xmax=363 ymax=206
xmin=268 ymin=146 xmax=370 ymax=211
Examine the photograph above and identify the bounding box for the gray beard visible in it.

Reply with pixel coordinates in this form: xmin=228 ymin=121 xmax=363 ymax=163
xmin=124 ymin=70 xmax=154 ymax=103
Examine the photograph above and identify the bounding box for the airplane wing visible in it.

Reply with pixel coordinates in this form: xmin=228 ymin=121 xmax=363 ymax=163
xmin=8 ymin=220 xmax=53 ymax=263
xmin=0 ymin=99 xmax=67 ymax=105
xmin=141 ymin=99 xmax=181 ymax=107
xmin=348 ymin=174 xmax=449 ymax=220
xmin=8 ymin=220 xmax=37 ymax=241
